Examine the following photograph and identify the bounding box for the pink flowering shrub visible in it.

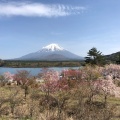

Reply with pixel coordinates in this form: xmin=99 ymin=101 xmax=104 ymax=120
xmin=60 ymin=69 xmax=84 ymax=88
xmin=91 ymin=64 xmax=120 ymax=97
xmin=93 ymin=78 xmax=120 ymax=97
xmin=3 ymin=72 xmax=14 ymax=82
xmin=102 ymin=64 xmax=120 ymax=79
xmin=40 ymin=68 xmax=69 ymax=95
xmin=74 ymin=64 xmax=120 ymax=98
xmin=61 ymin=69 xmax=82 ymax=80
xmin=13 ymin=70 xmax=31 ymax=85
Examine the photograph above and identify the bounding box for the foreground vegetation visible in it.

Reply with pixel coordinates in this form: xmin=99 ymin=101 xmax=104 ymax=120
xmin=0 ymin=64 xmax=120 ymax=120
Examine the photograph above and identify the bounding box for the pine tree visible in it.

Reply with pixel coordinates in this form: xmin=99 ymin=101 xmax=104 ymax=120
xmin=85 ymin=47 xmax=105 ymax=66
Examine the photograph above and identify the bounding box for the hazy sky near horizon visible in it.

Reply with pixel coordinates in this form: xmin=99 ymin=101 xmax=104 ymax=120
xmin=0 ymin=0 xmax=120 ymax=59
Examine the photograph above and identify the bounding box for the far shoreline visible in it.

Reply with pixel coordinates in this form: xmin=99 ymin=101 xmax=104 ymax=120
xmin=1 ymin=60 xmax=85 ymax=68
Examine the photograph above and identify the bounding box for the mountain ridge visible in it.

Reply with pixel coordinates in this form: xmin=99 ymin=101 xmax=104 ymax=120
xmin=104 ymin=51 xmax=120 ymax=63
xmin=15 ymin=43 xmax=84 ymax=61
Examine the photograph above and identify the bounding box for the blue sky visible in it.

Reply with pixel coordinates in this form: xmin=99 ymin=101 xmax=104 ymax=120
xmin=0 ymin=0 xmax=120 ymax=59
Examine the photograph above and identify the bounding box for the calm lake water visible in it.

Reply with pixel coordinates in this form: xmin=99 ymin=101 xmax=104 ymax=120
xmin=0 ymin=67 xmax=80 ymax=76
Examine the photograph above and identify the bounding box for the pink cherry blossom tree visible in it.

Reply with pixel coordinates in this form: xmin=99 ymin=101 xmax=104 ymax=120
xmin=3 ymin=72 xmax=14 ymax=82
xmin=13 ymin=70 xmax=31 ymax=98
xmin=39 ymin=68 xmax=69 ymax=96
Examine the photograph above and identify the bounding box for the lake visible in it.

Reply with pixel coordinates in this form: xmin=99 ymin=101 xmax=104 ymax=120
xmin=0 ymin=67 xmax=80 ymax=76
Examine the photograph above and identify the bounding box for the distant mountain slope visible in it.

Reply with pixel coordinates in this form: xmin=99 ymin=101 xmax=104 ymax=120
xmin=105 ymin=51 xmax=120 ymax=63
xmin=15 ymin=43 xmax=84 ymax=61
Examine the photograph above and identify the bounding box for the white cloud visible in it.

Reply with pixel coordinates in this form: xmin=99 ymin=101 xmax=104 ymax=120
xmin=0 ymin=2 xmax=86 ymax=17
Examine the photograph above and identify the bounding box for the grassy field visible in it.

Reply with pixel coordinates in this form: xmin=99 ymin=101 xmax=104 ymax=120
xmin=0 ymin=84 xmax=120 ymax=120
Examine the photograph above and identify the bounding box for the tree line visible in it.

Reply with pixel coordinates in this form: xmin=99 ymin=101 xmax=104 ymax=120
xmin=1 ymin=60 xmax=83 ymax=68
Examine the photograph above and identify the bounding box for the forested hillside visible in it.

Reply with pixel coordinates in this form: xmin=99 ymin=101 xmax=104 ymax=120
xmin=105 ymin=51 xmax=120 ymax=64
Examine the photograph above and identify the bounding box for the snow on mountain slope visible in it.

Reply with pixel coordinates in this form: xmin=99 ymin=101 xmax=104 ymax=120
xmin=40 ymin=43 xmax=64 ymax=52
xmin=15 ymin=43 xmax=84 ymax=61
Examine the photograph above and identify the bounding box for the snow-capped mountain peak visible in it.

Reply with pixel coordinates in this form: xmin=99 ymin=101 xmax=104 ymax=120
xmin=15 ymin=43 xmax=84 ymax=61
xmin=42 ymin=43 xmax=64 ymax=52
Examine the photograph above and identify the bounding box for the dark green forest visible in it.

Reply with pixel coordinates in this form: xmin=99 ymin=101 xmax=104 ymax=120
xmin=1 ymin=60 xmax=84 ymax=68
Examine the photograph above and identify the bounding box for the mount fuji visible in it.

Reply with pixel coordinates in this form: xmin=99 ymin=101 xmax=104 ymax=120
xmin=15 ymin=44 xmax=84 ymax=61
